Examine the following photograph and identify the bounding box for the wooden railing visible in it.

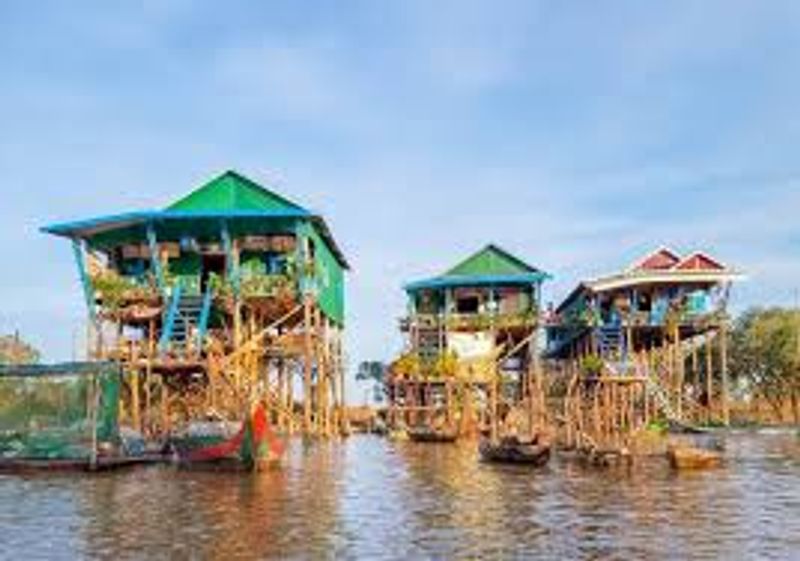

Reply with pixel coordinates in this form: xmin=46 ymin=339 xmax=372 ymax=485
xmin=400 ymin=311 xmax=539 ymax=331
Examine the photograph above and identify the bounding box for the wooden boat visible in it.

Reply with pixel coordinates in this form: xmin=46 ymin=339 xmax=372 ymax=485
xmin=479 ymin=435 xmax=551 ymax=466
xmin=0 ymin=454 xmax=163 ymax=473
xmin=171 ymin=403 xmax=284 ymax=471
xmin=407 ymin=426 xmax=459 ymax=443
xmin=387 ymin=429 xmax=409 ymax=442
xmin=667 ymin=445 xmax=723 ymax=470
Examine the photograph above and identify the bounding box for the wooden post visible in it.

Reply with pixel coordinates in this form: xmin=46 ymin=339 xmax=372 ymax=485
xmin=277 ymin=357 xmax=287 ymax=431
xmin=338 ymin=327 xmax=347 ymax=434
xmin=145 ymin=319 xmax=155 ymax=436
xmin=691 ymin=337 xmax=699 ymax=400
xmin=303 ymin=296 xmax=314 ymax=434
xmin=490 ymin=370 xmax=499 ymax=442
xmin=288 ymin=362 xmax=295 ymax=435
xmin=89 ymin=372 xmax=99 ymax=471
xmin=705 ymin=332 xmax=714 ymax=422
xmin=130 ymin=368 xmax=141 ymax=433
xmin=721 ymin=322 xmax=730 ymax=426
xmin=161 ymin=376 xmax=170 ymax=435
xmin=674 ymin=325 xmax=684 ymax=419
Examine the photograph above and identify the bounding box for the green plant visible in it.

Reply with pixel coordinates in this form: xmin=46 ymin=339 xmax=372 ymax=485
xmin=390 ymin=352 xmax=421 ymax=378
xmin=208 ymin=273 xmax=234 ymax=300
xmin=241 ymin=274 xmax=295 ymax=298
xmin=91 ymin=271 xmax=152 ymax=312
xmin=645 ymin=418 xmax=669 ymax=433
xmin=580 ymin=354 xmax=604 ymax=377
xmin=432 ymin=350 xmax=459 ymax=378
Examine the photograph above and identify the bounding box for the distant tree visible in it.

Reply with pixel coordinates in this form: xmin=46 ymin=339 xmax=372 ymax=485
xmin=356 ymin=361 xmax=388 ymax=404
xmin=0 ymin=332 xmax=41 ymax=365
xmin=729 ymin=308 xmax=800 ymax=423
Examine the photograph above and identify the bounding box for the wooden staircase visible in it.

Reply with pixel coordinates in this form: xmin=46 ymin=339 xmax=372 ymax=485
xmin=159 ymin=283 xmax=213 ymax=357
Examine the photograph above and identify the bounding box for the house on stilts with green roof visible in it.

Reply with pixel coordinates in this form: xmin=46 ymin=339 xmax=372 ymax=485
xmin=43 ymin=170 xmax=349 ymax=442
xmin=388 ymin=244 xmax=551 ymax=437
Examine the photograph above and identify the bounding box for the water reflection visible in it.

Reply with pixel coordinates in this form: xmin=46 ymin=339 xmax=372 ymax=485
xmin=0 ymin=431 xmax=797 ymax=560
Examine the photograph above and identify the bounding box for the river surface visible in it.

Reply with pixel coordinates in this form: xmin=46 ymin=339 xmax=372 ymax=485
xmin=0 ymin=431 xmax=798 ymax=560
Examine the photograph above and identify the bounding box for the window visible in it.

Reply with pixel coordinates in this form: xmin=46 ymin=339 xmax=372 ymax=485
xmin=456 ymin=296 xmax=480 ymax=314
xmin=264 ymin=252 xmax=286 ymax=275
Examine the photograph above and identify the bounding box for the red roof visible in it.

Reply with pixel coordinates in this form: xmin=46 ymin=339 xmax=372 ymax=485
xmin=634 ymin=248 xmax=681 ymax=271
xmin=675 ymin=252 xmax=725 ymax=271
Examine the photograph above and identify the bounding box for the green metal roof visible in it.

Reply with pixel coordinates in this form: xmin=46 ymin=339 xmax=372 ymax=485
xmin=168 ymin=170 xmax=306 ymax=214
xmin=41 ymin=170 xmax=350 ymax=269
xmin=446 ymin=244 xmax=541 ymax=277
xmin=405 ymin=244 xmax=550 ymax=292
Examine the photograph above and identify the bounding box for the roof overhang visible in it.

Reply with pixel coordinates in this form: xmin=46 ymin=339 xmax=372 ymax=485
xmin=41 ymin=209 xmax=312 ymax=239
xmin=405 ymin=272 xmax=551 ymax=293
xmin=586 ymin=270 xmax=745 ymax=293
xmin=42 ymin=209 xmax=350 ymax=270
xmin=555 ymin=270 xmax=745 ymax=314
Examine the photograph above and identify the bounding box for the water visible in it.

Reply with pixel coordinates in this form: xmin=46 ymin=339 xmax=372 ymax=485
xmin=1 ymin=431 xmax=798 ymax=560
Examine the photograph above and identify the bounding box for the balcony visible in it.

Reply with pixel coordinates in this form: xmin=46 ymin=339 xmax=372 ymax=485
xmin=400 ymin=311 xmax=539 ymax=332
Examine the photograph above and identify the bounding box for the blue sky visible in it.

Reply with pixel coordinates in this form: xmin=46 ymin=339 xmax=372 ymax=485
xmin=1 ymin=2 xmax=799 ymax=395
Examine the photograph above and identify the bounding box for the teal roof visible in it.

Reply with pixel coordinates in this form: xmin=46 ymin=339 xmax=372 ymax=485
xmin=405 ymin=244 xmax=550 ymax=292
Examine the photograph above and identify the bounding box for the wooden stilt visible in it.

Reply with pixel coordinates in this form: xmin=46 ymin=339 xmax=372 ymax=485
xmin=721 ymin=322 xmax=730 ymax=426
xmin=675 ymin=325 xmax=684 ymax=419
xmin=302 ymin=295 xmax=314 ymax=434
xmin=705 ymin=332 xmax=714 ymax=422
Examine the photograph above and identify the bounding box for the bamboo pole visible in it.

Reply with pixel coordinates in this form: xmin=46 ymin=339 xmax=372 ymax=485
xmin=277 ymin=357 xmax=286 ymax=431
xmin=706 ymin=332 xmax=714 ymax=422
xmin=89 ymin=372 xmax=99 ymax=470
xmin=302 ymin=296 xmax=314 ymax=433
xmin=130 ymin=368 xmax=141 ymax=433
xmin=721 ymin=322 xmax=730 ymax=426
xmin=338 ymin=327 xmax=347 ymax=434
xmin=675 ymin=325 xmax=684 ymax=419
xmin=161 ymin=375 xmax=170 ymax=435
xmin=145 ymin=319 xmax=154 ymax=436
xmin=288 ymin=362 xmax=295 ymax=435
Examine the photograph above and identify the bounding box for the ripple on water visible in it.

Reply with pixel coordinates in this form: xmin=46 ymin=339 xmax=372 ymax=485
xmin=0 ymin=431 xmax=797 ymax=560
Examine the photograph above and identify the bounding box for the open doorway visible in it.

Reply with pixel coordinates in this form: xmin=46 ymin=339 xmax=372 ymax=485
xmin=201 ymin=254 xmax=226 ymax=293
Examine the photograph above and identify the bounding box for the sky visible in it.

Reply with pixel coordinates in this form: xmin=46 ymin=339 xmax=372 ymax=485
xmin=1 ymin=2 xmax=800 ymax=400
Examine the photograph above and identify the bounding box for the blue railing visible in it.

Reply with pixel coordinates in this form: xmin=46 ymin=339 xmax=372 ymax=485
xmin=158 ymin=280 xmax=183 ymax=354
xmin=196 ymin=283 xmax=213 ymax=351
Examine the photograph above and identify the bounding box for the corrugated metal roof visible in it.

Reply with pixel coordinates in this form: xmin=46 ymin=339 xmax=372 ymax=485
xmin=405 ymin=272 xmax=550 ymax=292
xmin=405 ymin=244 xmax=550 ymax=292
xmin=40 ymin=170 xmax=350 ymax=269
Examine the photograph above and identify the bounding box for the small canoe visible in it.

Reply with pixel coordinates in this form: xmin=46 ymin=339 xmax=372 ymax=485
xmin=407 ymin=426 xmax=459 ymax=443
xmin=479 ymin=437 xmax=551 ymax=466
xmin=667 ymin=446 xmax=723 ymax=470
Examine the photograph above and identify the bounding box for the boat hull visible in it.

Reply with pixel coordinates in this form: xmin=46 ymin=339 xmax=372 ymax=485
xmin=0 ymin=454 xmax=163 ymax=473
xmin=172 ymin=403 xmax=283 ymax=471
xmin=407 ymin=427 xmax=459 ymax=443
xmin=479 ymin=438 xmax=551 ymax=466
xmin=667 ymin=446 xmax=723 ymax=470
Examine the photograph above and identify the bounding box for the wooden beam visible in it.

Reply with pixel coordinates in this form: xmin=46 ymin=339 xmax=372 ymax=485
xmin=145 ymin=223 xmax=166 ymax=295
xmin=721 ymin=322 xmax=730 ymax=426
xmin=706 ymin=332 xmax=714 ymax=423
xmin=303 ymin=295 xmax=314 ymax=433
